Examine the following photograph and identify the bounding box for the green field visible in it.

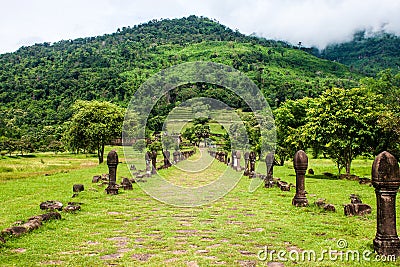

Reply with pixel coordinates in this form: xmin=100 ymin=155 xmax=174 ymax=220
xmin=0 ymin=147 xmax=398 ymax=266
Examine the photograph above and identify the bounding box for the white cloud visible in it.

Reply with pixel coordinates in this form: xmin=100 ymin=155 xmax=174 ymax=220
xmin=0 ymin=0 xmax=399 ymax=53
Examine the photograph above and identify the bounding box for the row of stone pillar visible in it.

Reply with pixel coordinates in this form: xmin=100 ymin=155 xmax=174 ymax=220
xmin=291 ymin=150 xmax=400 ymax=257
xmin=208 ymin=150 xmax=228 ymax=164
xmin=143 ymin=149 xmax=196 ymax=174
xmin=106 ymin=148 xmax=400 ymax=257
xmin=172 ymin=150 xmax=195 ymax=164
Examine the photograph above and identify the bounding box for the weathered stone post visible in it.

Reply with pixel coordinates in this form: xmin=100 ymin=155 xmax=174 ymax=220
xmin=145 ymin=151 xmax=151 ymax=176
xmin=151 ymin=150 xmax=157 ymax=174
xmin=173 ymin=151 xmax=179 ymax=164
xmin=292 ymin=150 xmax=308 ymax=207
xmin=265 ymin=152 xmax=274 ymax=179
xmin=163 ymin=150 xmax=171 ymax=168
xmin=244 ymin=152 xmax=250 ymax=176
xmin=249 ymin=151 xmax=256 ymax=175
xmin=232 ymin=150 xmax=237 ymax=170
xmin=372 ymin=151 xmax=400 ymax=256
xmin=265 ymin=152 xmax=274 ymax=188
xmin=236 ymin=151 xmax=242 ymax=171
xmin=105 ymin=150 xmax=119 ymax=195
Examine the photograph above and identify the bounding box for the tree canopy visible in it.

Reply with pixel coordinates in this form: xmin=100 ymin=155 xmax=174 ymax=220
xmin=63 ymin=100 xmax=125 ymax=163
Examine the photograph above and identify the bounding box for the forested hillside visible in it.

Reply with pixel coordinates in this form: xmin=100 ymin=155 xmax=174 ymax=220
xmin=0 ymin=15 xmax=360 ymax=152
xmin=316 ymin=31 xmax=400 ymax=76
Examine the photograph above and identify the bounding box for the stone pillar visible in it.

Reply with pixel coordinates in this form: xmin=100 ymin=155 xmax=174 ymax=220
xmin=163 ymin=150 xmax=171 ymax=168
xmin=145 ymin=151 xmax=151 ymax=176
xmin=249 ymin=151 xmax=256 ymax=174
xmin=265 ymin=152 xmax=274 ymax=188
xmin=265 ymin=152 xmax=274 ymax=179
xmin=173 ymin=151 xmax=179 ymax=164
xmin=232 ymin=150 xmax=237 ymax=170
xmin=292 ymin=150 xmax=308 ymax=207
xmin=236 ymin=151 xmax=242 ymax=171
xmin=372 ymin=151 xmax=400 ymax=257
xmin=151 ymin=150 xmax=157 ymax=174
xmin=105 ymin=150 xmax=119 ymax=195
xmin=244 ymin=152 xmax=250 ymax=176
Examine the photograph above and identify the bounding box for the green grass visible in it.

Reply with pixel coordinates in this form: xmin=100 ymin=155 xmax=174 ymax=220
xmin=0 ymin=147 xmax=398 ymax=266
xmin=0 ymin=152 xmax=98 ymax=181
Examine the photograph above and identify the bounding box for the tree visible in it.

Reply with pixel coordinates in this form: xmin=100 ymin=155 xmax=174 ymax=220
xmin=194 ymin=124 xmax=210 ymax=146
xmin=63 ymin=100 xmax=125 ymax=164
xmin=182 ymin=124 xmax=210 ymax=146
xmin=305 ymin=88 xmax=386 ymax=175
xmin=132 ymin=139 xmax=146 ymax=152
xmin=361 ymin=69 xmax=400 ymax=157
xmin=273 ymin=98 xmax=313 ymax=165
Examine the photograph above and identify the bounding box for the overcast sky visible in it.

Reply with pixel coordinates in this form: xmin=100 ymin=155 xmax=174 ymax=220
xmin=1 ymin=0 xmax=399 ymax=54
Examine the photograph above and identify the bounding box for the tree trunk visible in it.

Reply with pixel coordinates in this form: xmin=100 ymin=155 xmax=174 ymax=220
xmin=345 ymin=147 xmax=352 ymax=175
xmin=98 ymin=143 xmax=104 ymax=164
xmin=346 ymin=160 xmax=351 ymax=175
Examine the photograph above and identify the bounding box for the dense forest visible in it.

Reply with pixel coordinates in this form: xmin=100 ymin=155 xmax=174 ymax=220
xmin=315 ymin=30 xmax=400 ymax=76
xmin=0 ymin=15 xmax=399 ymax=161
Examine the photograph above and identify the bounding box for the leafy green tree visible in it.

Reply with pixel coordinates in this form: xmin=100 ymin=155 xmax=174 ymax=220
xmin=132 ymin=139 xmax=146 ymax=152
xmin=47 ymin=140 xmax=65 ymax=154
xmin=148 ymin=141 xmax=162 ymax=152
xmin=273 ymin=98 xmax=313 ymax=165
xmin=228 ymin=122 xmax=248 ymax=150
xmin=361 ymin=70 xmax=400 ymax=157
xmin=161 ymin=135 xmax=176 ymax=151
xmin=194 ymin=124 xmax=210 ymax=146
xmin=182 ymin=127 xmax=196 ymax=145
xmin=63 ymin=100 xmax=125 ymax=164
xmin=305 ymin=88 xmax=386 ymax=175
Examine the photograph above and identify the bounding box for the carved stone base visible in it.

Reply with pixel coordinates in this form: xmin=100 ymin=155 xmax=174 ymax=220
xmin=374 ymin=236 xmax=400 ymax=256
xmin=292 ymin=196 xmax=308 ymax=207
xmin=105 ymin=184 xmax=119 ymax=195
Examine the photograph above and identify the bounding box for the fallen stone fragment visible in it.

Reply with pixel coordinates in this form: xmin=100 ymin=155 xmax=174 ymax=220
xmin=73 ymin=184 xmax=84 ymax=192
xmin=344 ymin=203 xmax=371 ymax=216
xmin=1 ymin=212 xmax=61 ymax=242
xmin=121 ymin=177 xmax=133 ymax=190
xmin=92 ymin=175 xmax=101 ymax=183
xmin=315 ymin=198 xmax=326 ymax=207
xmin=323 ymin=204 xmax=336 ymax=212
xmin=349 ymin=194 xmax=362 ymax=204
xmin=40 ymin=201 xmax=63 ymax=211
xmin=64 ymin=204 xmax=81 ymax=212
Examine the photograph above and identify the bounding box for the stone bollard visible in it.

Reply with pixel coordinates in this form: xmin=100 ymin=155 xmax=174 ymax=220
xmin=292 ymin=150 xmax=308 ymax=207
xmin=265 ymin=152 xmax=274 ymax=179
xmin=372 ymin=151 xmax=400 ymax=257
xmin=145 ymin=151 xmax=151 ymax=176
xmin=163 ymin=150 xmax=171 ymax=168
xmin=151 ymin=150 xmax=157 ymax=174
xmin=236 ymin=151 xmax=242 ymax=171
xmin=244 ymin=152 xmax=250 ymax=176
xmin=232 ymin=150 xmax=237 ymax=170
xmin=265 ymin=152 xmax=274 ymax=188
xmin=173 ymin=151 xmax=179 ymax=164
xmin=249 ymin=151 xmax=256 ymax=175
xmin=73 ymin=184 xmax=84 ymax=192
xmin=105 ymin=150 xmax=119 ymax=195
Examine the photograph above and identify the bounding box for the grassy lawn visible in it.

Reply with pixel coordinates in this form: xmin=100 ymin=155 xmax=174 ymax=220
xmin=0 ymin=152 xmax=98 ymax=181
xmin=0 ymin=147 xmax=398 ymax=266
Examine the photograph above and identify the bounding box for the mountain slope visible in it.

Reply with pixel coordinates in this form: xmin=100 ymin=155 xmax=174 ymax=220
xmin=316 ymin=31 xmax=400 ymax=76
xmin=0 ymin=16 xmax=359 ymax=134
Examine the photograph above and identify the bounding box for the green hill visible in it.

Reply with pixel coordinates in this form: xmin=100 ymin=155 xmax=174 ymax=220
xmin=316 ymin=31 xmax=400 ymax=76
xmin=0 ymin=15 xmax=359 ymax=141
